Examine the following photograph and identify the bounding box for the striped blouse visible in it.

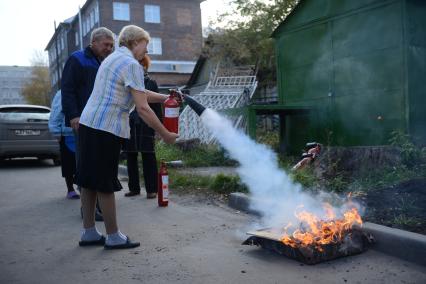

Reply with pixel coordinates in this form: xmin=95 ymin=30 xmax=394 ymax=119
xmin=80 ymin=46 xmax=145 ymax=138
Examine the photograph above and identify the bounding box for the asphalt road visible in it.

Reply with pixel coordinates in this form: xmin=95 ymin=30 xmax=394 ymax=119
xmin=1 ymin=159 xmax=425 ymax=284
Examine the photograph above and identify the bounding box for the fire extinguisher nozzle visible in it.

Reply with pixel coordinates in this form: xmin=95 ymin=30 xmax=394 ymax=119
xmin=184 ymin=96 xmax=206 ymax=116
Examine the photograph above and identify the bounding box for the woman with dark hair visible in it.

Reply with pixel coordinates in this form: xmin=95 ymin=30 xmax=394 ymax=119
xmin=123 ymin=55 xmax=161 ymax=199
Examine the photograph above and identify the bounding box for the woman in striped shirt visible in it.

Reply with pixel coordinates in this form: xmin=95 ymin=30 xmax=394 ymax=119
xmin=76 ymin=25 xmax=180 ymax=250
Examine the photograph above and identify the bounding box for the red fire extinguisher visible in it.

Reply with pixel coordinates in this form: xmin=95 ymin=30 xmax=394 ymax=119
xmin=158 ymin=160 xmax=169 ymax=207
xmin=163 ymin=90 xmax=180 ymax=133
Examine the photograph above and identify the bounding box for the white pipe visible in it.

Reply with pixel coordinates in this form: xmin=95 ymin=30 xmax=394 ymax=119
xmin=78 ymin=6 xmax=83 ymax=50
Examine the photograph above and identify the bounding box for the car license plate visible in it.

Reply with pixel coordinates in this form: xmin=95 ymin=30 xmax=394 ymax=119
xmin=15 ymin=129 xmax=41 ymax=136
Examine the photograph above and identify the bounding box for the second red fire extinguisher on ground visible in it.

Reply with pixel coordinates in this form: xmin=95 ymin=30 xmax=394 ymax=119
xmin=163 ymin=90 xmax=180 ymax=133
xmin=158 ymin=160 xmax=169 ymax=207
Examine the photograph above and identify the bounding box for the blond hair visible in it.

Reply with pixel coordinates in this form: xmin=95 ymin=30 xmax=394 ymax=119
xmin=90 ymin=27 xmax=114 ymax=43
xmin=118 ymin=25 xmax=150 ymax=48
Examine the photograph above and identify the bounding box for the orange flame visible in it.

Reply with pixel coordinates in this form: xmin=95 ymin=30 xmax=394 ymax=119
xmin=280 ymin=202 xmax=362 ymax=252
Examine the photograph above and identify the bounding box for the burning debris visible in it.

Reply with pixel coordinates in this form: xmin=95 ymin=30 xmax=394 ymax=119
xmin=243 ymin=203 xmax=375 ymax=264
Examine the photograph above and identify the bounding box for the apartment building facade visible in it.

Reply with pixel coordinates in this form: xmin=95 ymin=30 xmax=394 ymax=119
xmin=0 ymin=66 xmax=33 ymax=105
xmin=45 ymin=0 xmax=205 ymax=98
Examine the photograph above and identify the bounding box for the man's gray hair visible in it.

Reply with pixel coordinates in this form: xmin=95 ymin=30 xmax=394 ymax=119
xmin=90 ymin=27 xmax=114 ymax=42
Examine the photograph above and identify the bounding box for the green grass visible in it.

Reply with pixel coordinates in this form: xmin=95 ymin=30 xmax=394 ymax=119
xmin=392 ymin=214 xmax=423 ymax=228
xmin=168 ymin=171 xmax=248 ymax=195
xmin=209 ymin=174 xmax=248 ymax=194
xmin=128 ymin=130 xmax=426 ymax=196
xmin=256 ymin=130 xmax=280 ymax=152
xmin=155 ymin=142 xmax=236 ymax=167
xmin=352 ymin=164 xmax=426 ymax=192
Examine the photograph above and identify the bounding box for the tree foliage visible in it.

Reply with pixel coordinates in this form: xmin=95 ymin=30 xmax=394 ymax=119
xmin=205 ymin=0 xmax=298 ymax=83
xmin=21 ymin=50 xmax=51 ymax=106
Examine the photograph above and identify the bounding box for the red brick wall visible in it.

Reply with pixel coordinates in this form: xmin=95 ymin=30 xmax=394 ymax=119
xmin=98 ymin=0 xmax=203 ymax=61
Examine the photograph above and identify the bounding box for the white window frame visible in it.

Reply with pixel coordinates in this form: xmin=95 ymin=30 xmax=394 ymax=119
xmin=95 ymin=5 xmax=99 ymax=23
xmin=145 ymin=5 xmax=160 ymax=23
xmin=61 ymin=35 xmax=65 ymax=51
xmin=86 ymin=17 xmax=90 ymax=34
xmin=113 ymin=2 xmax=130 ymax=21
xmin=90 ymin=10 xmax=95 ymax=28
xmin=83 ymin=19 xmax=87 ymax=35
xmin=147 ymin=37 xmax=162 ymax=55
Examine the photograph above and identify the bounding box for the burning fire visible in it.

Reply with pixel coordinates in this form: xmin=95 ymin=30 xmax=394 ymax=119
xmin=280 ymin=202 xmax=362 ymax=252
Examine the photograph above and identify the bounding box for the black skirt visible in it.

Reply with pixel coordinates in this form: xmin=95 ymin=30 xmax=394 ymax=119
xmin=59 ymin=136 xmax=76 ymax=178
xmin=75 ymin=124 xmax=123 ymax=193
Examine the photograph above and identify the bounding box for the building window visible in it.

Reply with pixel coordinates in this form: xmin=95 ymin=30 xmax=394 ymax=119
xmin=90 ymin=10 xmax=95 ymax=28
xmin=95 ymin=5 xmax=99 ymax=23
xmin=145 ymin=5 xmax=160 ymax=23
xmin=59 ymin=37 xmax=63 ymax=51
xmin=113 ymin=2 xmax=130 ymax=21
xmin=75 ymin=31 xmax=79 ymax=46
xmin=86 ymin=17 xmax=90 ymax=34
xmin=83 ymin=19 xmax=87 ymax=35
xmin=148 ymin=37 xmax=162 ymax=55
xmin=61 ymin=35 xmax=65 ymax=51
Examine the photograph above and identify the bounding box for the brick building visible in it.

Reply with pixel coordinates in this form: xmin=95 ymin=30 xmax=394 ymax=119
xmin=45 ymin=0 xmax=205 ymax=98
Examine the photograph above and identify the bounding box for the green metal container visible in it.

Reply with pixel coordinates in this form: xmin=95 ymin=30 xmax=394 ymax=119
xmin=257 ymin=0 xmax=426 ymax=153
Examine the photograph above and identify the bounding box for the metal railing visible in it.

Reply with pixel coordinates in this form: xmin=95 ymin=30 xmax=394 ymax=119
xmin=211 ymin=76 xmax=257 ymax=88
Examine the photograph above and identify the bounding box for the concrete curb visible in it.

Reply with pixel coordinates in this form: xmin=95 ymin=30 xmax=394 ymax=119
xmin=228 ymin=192 xmax=426 ymax=267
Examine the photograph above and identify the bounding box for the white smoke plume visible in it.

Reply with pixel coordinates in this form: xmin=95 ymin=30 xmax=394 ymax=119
xmin=200 ymin=108 xmax=356 ymax=229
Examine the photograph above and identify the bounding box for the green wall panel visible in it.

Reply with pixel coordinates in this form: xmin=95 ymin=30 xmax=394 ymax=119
xmin=277 ymin=0 xmax=388 ymax=33
xmin=333 ymin=48 xmax=403 ymax=93
xmin=406 ymin=0 xmax=426 ymax=144
xmin=278 ymin=23 xmax=331 ymax=104
xmin=331 ymin=2 xmax=401 ymax=59
xmin=272 ymin=0 xmax=426 ymax=151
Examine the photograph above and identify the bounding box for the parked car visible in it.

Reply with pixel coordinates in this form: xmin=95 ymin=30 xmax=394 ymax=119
xmin=0 ymin=104 xmax=60 ymax=165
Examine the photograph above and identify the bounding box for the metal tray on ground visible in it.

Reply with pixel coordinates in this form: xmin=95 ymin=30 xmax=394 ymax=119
xmin=242 ymin=228 xmax=374 ymax=265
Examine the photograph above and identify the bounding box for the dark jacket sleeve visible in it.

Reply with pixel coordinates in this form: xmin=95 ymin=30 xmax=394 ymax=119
xmin=145 ymin=78 xmax=163 ymax=120
xmin=61 ymin=56 xmax=82 ymax=125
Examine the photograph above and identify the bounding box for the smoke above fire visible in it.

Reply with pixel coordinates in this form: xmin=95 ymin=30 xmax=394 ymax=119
xmin=200 ymin=108 xmax=360 ymax=229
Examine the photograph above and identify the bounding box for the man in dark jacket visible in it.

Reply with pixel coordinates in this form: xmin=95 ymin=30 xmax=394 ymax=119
xmin=61 ymin=27 xmax=114 ymax=221
xmin=62 ymin=27 xmax=114 ymax=129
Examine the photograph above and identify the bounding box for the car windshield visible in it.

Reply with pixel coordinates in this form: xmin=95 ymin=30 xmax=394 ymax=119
xmin=0 ymin=107 xmax=50 ymax=122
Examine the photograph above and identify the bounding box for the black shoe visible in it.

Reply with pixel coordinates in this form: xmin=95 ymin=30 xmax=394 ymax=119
xmin=125 ymin=191 xmax=140 ymax=197
xmin=146 ymin=192 xmax=157 ymax=199
xmin=104 ymin=236 xmax=140 ymax=250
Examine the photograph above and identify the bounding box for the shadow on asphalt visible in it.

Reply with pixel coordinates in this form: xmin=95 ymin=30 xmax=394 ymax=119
xmin=0 ymin=158 xmax=57 ymax=169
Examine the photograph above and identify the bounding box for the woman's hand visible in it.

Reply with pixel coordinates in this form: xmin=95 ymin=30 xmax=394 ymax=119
xmin=162 ymin=131 xmax=179 ymax=144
